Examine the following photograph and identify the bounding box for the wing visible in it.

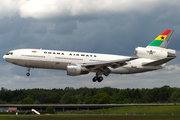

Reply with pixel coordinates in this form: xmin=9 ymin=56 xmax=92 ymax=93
xmin=142 ymin=56 xmax=176 ymax=66
xmin=82 ymin=57 xmax=137 ymax=76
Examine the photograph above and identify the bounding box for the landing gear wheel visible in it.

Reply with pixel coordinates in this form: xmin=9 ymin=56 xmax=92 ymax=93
xmin=26 ymin=68 xmax=31 ymax=76
xmin=92 ymin=77 xmax=98 ymax=82
xmin=92 ymin=76 xmax=103 ymax=82
xmin=98 ymin=76 xmax=103 ymax=82
xmin=26 ymin=73 xmax=30 ymax=76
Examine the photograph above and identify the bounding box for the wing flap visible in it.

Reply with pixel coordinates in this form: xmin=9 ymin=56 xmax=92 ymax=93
xmin=82 ymin=57 xmax=137 ymax=76
xmin=142 ymin=57 xmax=176 ymax=66
xmin=82 ymin=57 xmax=137 ymax=69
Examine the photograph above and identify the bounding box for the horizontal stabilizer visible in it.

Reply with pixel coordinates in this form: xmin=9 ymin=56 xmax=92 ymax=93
xmin=142 ymin=57 xmax=176 ymax=66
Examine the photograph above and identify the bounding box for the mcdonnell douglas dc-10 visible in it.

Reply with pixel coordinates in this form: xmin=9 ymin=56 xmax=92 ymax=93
xmin=3 ymin=29 xmax=176 ymax=82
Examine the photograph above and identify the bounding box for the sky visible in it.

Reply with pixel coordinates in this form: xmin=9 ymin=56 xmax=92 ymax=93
xmin=0 ymin=0 xmax=180 ymax=90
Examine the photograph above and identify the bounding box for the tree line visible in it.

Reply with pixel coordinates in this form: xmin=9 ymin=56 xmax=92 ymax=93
xmin=0 ymin=85 xmax=180 ymax=104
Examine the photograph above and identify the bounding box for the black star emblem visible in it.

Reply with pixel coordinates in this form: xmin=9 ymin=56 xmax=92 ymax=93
xmin=149 ymin=50 xmax=153 ymax=54
xmin=161 ymin=36 xmax=165 ymax=40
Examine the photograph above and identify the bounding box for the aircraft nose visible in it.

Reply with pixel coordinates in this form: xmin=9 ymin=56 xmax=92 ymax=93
xmin=3 ymin=55 xmax=6 ymax=60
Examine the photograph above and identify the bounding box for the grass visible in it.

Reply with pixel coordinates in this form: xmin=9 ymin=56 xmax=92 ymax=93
xmin=1 ymin=115 xmax=180 ymax=120
xmin=61 ymin=106 xmax=180 ymax=116
xmin=1 ymin=106 xmax=180 ymax=120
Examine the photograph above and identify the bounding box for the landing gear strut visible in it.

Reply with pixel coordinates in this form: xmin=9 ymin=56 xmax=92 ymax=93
xmin=26 ymin=68 xmax=31 ymax=76
xmin=92 ymin=69 xmax=104 ymax=82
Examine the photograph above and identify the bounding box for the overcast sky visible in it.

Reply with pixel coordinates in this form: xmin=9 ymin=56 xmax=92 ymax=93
xmin=0 ymin=0 xmax=180 ymax=90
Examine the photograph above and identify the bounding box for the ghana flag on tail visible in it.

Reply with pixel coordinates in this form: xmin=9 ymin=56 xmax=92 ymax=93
xmin=148 ymin=29 xmax=174 ymax=48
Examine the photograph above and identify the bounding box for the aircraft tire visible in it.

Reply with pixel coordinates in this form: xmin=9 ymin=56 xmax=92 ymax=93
xmin=92 ymin=77 xmax=98 ymax=82
xmin=98 ymin=76 xmax=103 ymax=82
xmin=26 ymin=73 xmax=30 ymax=76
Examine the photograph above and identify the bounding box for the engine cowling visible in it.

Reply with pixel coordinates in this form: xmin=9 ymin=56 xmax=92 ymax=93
xmin=134 ymin=47 xmax=168 ymax=59
xmin=67 ymin=64 xmax=89 ymax=76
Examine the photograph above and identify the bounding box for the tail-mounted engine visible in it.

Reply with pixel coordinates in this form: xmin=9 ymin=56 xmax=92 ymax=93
xmin=134 ymin=47 xmax=176 ymax=59
xmin=67 ymin=64 xmax=89 ymax=76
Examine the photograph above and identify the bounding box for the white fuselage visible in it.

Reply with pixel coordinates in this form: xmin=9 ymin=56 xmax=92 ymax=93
xmin=3 ymin=49 xmax=165 ymax=75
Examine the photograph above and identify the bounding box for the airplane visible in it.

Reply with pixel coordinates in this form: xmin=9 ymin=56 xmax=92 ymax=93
xmin=3 ymin=29 xmax=176 ymax=82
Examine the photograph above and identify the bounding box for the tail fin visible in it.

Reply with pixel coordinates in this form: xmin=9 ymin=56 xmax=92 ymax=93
xmin=147 ymin=29 xmax=174 ymax=48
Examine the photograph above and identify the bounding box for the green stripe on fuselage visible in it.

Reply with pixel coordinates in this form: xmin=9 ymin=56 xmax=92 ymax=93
xmin=148 ymin=40 xmax=163 ymax=47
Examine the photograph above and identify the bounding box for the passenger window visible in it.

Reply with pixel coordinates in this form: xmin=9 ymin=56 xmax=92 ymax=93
xmin=61 ymin=53 xmax=64 ymax=55
xmin=44 ymin=52 xmax=47 ymax=54
xmin=53 ymin=52 xmax=56 ymax=54
xmin=57 ymin=53 xmax=60 ymax=55
xmin=48 ymin=52 xmax=51 ymax=54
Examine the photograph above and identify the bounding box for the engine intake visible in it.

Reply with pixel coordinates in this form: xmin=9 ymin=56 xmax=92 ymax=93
xmin=67 ymin=64 xmax=89 ymax=76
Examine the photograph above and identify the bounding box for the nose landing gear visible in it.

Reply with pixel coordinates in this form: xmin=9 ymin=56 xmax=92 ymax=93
xmin=26 ymin=68 xmax=31 ymax=76
xmin=26 ymin=73 xmax=30 ymax=76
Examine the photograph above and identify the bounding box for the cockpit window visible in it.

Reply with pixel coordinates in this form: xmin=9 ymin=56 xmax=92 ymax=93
xmin=6 ymin=52 xmax=13 ymax=55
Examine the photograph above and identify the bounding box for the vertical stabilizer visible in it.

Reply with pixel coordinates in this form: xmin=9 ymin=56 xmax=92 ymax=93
xmin=147 ymin=29 xmax=174 ymax=48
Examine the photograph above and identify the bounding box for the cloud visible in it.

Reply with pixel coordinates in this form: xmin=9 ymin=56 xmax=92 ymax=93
xmin=0 ymin=1 xmax=21 ymax=19
xmin=19 ymin=0 xmax=177 ymax=19
xmin=19 ymin=0 xmax=154 ymax=19
xmin=1 ymin=0 xmax=180 ymax=19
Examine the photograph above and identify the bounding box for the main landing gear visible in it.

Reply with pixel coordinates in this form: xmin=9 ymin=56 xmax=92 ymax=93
xmin=92 ymin=76 xmax=103 ymax=82
xmin=92 ymin=69 xmax=104 ymax=82
xmin=26 ymin=68 xmax=31 ymax=76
